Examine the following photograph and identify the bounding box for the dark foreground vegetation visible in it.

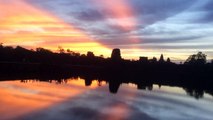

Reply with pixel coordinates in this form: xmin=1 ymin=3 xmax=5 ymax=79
xmin=0 ymin=44 xmax=213 ymax=99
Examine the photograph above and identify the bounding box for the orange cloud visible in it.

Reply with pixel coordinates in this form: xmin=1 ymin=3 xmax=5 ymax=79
xmin=93 ymin=0 xmax=137 ymax=30
xmin=92 ymin=0 xmax=140 ymax=53
xmin=0 ymin=0 xmax=110 ymax=56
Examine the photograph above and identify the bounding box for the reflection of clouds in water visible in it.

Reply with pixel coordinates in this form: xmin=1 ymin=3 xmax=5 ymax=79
xmin=19 ymin=89 xmax=155 ymax=120
xmin=0 ymin=82 xmax=39 ymax=94
xmin=2 ymin=82 xmax=209 ymax=120
xmin=127 ymin=90 xmax=213 ymax=120
xmin=18 ymin=85 xmax=213 ymax=120
xmin=0 ymin=80 xmax=95 ymax=120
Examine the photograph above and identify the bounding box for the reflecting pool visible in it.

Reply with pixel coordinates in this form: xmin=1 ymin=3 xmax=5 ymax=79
xmin=0 ymin=78 xmax=212 ymax=120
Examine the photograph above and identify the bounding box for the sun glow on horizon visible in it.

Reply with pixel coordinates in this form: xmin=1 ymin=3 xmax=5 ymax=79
xmin=0 ymin=0 xmax=111 ymax=56
xmin=1 ymin=0 xmax=212 ymax=60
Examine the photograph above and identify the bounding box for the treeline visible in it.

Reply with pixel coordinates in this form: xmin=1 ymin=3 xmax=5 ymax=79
xmin=1 ymin=44 xmax=212 ymax=66
xmin=0 ymin=44 xmax=213 ymax=80
xmin=0 ymin=44 xmax=180 ymax=70
xmin=0 ymin=44 xmax=106 ymax=65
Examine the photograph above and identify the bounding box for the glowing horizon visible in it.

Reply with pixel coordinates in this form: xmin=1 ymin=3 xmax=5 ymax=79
xmin=0 ymin=0 xmax=111 ymax=56
xmin=1 ymin=0 xmax=213 ymax=61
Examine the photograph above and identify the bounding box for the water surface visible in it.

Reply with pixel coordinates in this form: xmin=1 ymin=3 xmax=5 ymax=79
xmin=0 ymin=78 xmax=212 ymax=120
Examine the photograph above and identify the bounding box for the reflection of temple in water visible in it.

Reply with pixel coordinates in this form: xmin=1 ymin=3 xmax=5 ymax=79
xmin=109 ymin=80 xmax=120 ymax=94
xmin=19 ymin=75 xmax=211 ymax=99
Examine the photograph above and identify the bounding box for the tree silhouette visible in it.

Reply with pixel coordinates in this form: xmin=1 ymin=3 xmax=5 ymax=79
xmin=67 ymin=49 xmax=71 ymax=53
xmin=87 ymin=51 xmax=95 ymax=58
xmin=58 ymin=46 xmax=65 ymax=54
xmin=36 ymin=47 xmax=52 ymax=54
xmin=184 ymin=52 xmax=207 ymax=65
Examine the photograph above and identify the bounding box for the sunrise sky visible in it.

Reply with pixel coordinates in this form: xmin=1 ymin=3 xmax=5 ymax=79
xmin=1 ymin=0 xmax=213 ymax=61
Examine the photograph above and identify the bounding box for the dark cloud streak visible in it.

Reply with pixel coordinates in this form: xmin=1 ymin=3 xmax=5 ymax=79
xmin=72 ymin=9 xmax=105 ymax=22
